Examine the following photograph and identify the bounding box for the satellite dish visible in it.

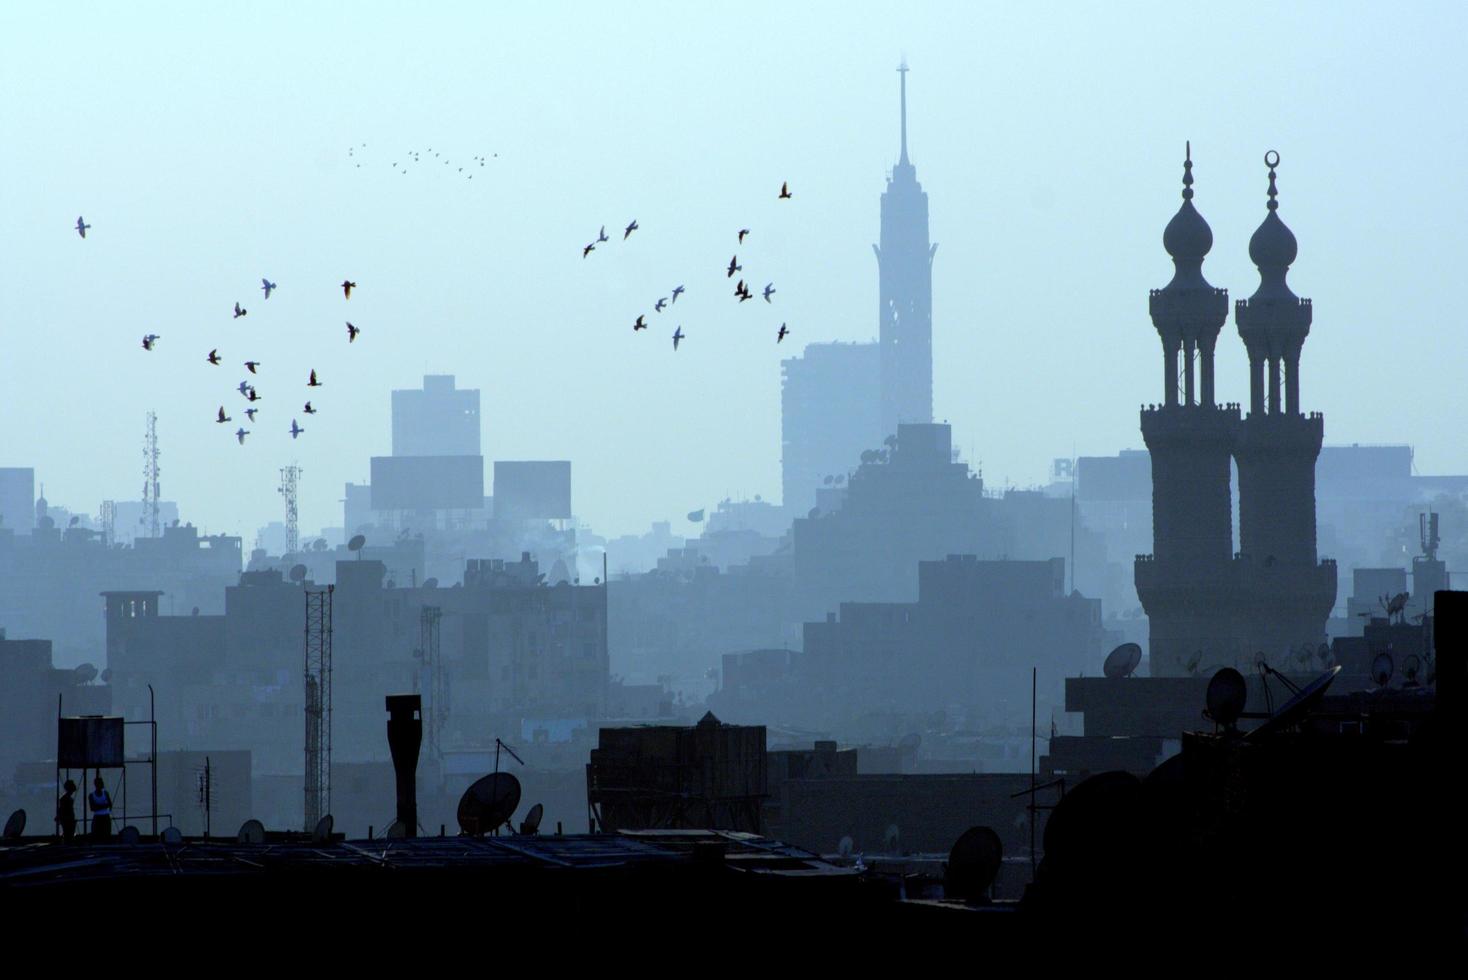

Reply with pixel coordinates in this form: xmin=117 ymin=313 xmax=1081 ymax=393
xmin=3 ymin=809 xmax=25 ymax=839
xmin=289 ymin=564 xmax=307 ymax=583
xmin=883 ymin=823 xmax=901 ymax=853
xmin=117 ymin=826 xmax=141 ymax=845
xmin=1042 ymin=770 xmax=1143 ymax=870
xmin=837 ymin=835 xmax=855 ymax=857
xmin=1103 ymin=643 xmax=1143 ymax=679
xmin=236 ymin=819 xmax=266 ymax=844
xmin=423 ymin=577 xmax=439 ymax=589
xmin=1246 ymin=666 xmax=1341 ymax=740
xmin=347 ymin=534 xmax=367 ymax=552
xmin=73 ymin=663 xmax=98 ymax=685
xmin=161 ymin=826 xmax=184 ymax=846
xmin=1205 ymin=668 xmax=1248 ymax=728
xmin=313 ymin=814 xmax=334 ymax=843
xmin=1371 ymin=652 xmax=1394 ymax=688
xmin=101 ymin=668 xmax=112 ymax=683
xmin=457 ymin=772 xmax=521 ymax=836
xmin=897 ymin=732 xmax=922 ymax=753
xmin=945 ymin=826 xmax=1003 ymax=902
xmin=1402 ymin=654 xmax=1422 ymax=687
xmin=519 ymin=802 xmax=544 ymax=835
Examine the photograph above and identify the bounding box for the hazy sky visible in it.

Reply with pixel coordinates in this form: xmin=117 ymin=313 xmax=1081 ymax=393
xmin=2 ymin=2 xmax=1465 ymax=541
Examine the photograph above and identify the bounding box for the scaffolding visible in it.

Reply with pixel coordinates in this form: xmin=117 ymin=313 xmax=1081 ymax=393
xmin=141 ymin=412 xmax=160 ymax=539
xmin=304 ymin=585 xmax=333 ymax=831
xmin=278 ymin=465 xmax=300 ymax=556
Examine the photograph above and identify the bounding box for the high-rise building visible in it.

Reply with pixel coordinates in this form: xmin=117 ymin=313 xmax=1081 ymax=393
xmin=876 ymin=62 xmax=936 ymax=438
xmin=0 ymin=467 xmax=35 ymax=535
xmin=1232 ymin=152 xmax=1336 ymax=656
xmin=391 ymin=375 xmax=480 ymax=457
xmin=779 ymin=342 xmax=880 ymax=515
xmin=1134 ymin=147 xmax=1246 ymax=676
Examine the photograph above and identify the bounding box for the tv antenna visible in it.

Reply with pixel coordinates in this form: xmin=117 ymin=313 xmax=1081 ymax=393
xmin=278 ymin=465 xmax=301 ymax=556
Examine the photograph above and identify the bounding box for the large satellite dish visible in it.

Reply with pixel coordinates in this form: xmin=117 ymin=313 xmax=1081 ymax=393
xmin=1103 ymin=643 xmax=1143 ymax=679
xmin=1402 ymin=654 xmax=1422 ymax=686
xmin=1042 ymin=770 xmax=1142 ymax=868
xmin=289 ymin=564 xmax=307 ymax=583
xmin=945 ymin=826 xmax=1003 ymax=902
xmin=1370 ymin=652 xmax=1394 ymax=688
xmin=312 ymin=814 xmax=335 ymax=843
xmin=1246 ymin=666 xmax=1340 ymax=740
xmin=347 ymin=534 xmax=367 ymax=553
xmin=161 ymin=826 xmax=184 ymax=846
xmin=73 ymin=663 xmax=99 ymax=685
xmin=898 ymin=732 xmax=922 ymax=754
xmin=837 ymin=835 xmax=855 ymax=857
xmin=1204 ymin=668 xmax=1248 ymax=728
xmin=236 ymin=819 xmax=266 ymax=844
xmin=457 ymin=772 xmax=521 ymax=836
xmin=423 ymin=577 xmax=439 ymax=589
xmin=519 ymin=802 xmax=544 ymax=835
xmin=117 ymin=825 xmax=141 ymax=845
xmin=3 ymin=809 xmax=25 ymax=839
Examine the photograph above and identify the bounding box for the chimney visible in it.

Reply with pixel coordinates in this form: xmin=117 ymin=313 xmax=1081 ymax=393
xmin=385 ymin=694 xmax=422 ymax=838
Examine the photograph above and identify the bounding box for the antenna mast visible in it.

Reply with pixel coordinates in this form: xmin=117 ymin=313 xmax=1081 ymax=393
xmin=142 ymin=412 xmax=160 ymax=538
xmin=279 ymin=465 xmax=301 ymax=556
xmin=304 ymin=584 xmax=334 ymax=830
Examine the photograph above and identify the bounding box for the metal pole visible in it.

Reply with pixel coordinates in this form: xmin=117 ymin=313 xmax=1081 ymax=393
xmin=1030 ymin=666 xmax=1037 ymax=874
xmin=149 ymin=684 xmax=157 ymax=838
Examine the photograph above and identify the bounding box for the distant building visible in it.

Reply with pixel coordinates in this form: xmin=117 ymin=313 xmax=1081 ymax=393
xmin=876 ymin=63 xmax=935 ymax=438
xmin=780 ymin=341 xmax=880 ymax=516
xmin=391 ymin=374 xmax=480 ymax=457
xmin=0 ymin=632 xmax=110 ymax=791
xmin=0 ymin=468 xmax=34 ymax=535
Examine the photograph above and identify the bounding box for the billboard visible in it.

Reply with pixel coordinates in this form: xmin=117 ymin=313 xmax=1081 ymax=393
xmin=494 ymin=461 xmax=572 ymax=520
xmin=58 ymin=716 xmax=125 ymax=768
xmin=370 ymin=455 xmax=485 ymax=511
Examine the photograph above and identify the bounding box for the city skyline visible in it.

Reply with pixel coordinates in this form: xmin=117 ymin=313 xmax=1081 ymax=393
xmin=3 ymin=2 xmax=1466 ymax=540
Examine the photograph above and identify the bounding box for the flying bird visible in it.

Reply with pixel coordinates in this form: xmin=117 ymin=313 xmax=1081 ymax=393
xmin=670 ymin=285 xmax=685 ymax=304
xmin=779 ymin=181 xmax=792 ymax=199
xmin=244 ymin=408 xmax=258 ymax=422
xmin=76 ymin=216 xmax=90 ymax=238
xmin=672 ymin=326 xmax=684 ymax=351
xmin=655 ymin=297 xmax=668 ymax=313
xmin=341 ymin=280 xmax=357 ymax=299
xmin=237 ymin=380 xmax=251 ymax=396
xmin=763 ymin=282 xmax=776 ymax=303
xmin=597 ymin=225 xmax=609 ymax=243
xmin=735 ymin=280 xmax=752 ymax=302
xmin=141 ymin=334 xmax=160 ymax=351
xmin=777 ymin=323 xmax=789 ymax=343
xmin=303 ymin=401 xmax=317 ymax=414
xmin=245 ymin=388 xmax=262 ymax=403
xmin=235 ymin=428 xmax=250 ymax=445
xmin=583 ymin=242 xmax=595 ymax=258
xmin=261 ymin=278 xmax=277 ymax=299
xmin=633 ymin=314 xmax=647 ymax=332
xmin=290 ymin=420 xmax=305 ymax=439
xmin=738 ymin=229 xmax=750 ymax=243
xmin=727 ymin=255 xmax=742 ymax=278
xmin=347 ymin=322 xmax=360 ymax=342
xmin=216 ymin=406 xmax=231 ymax=424
xmin=244 ymin=361 xmax=260 ymax=374
xmin=308 ymin=369 xmax=321 ymax=387
xmin=623 ymin=220 xmax=638 ymax=240
xmin=207 ymin=349 xmax=221 ymax=365
xmin=233 ymin=302 xmax=247 ymax=319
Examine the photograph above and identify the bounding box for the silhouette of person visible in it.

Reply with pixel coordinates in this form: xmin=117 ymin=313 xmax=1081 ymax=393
xmin=88 ymin=776 xmax=112 ymax=840
xmin=56 ymin=779 xmax=77 ymax=842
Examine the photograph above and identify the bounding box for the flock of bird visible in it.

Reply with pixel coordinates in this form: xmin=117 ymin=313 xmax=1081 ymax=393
xmin=582 ymin=182 xmax=796 ymax=351
xmin=347 ymin=142 xmax=494 ymax=181
xmin=77 ymin=212 xmax=363 ymax=448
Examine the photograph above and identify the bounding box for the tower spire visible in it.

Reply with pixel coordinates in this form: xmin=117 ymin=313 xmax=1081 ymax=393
xmin=898 ymin=60 xmax=909 ymax=166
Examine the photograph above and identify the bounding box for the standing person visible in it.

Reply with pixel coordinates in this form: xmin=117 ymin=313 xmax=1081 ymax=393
xmin=88 ymin=776 xmax=113 ymax=840
xmin=56 ymin=779 xmax=77 ymax=842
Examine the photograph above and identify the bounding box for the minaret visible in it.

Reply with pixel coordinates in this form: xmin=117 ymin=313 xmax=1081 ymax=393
xmin=1135 ymin=145 xmax=1244 ymax=676
xmin=874 ymin=61 xmax=936 ymax=438
xmin=1233 ymin=151 xmax=1336 ymax=659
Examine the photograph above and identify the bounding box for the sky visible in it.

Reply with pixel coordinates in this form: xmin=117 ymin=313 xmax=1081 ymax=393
xmin=2 ymin=2 xmax=1466 ymax=542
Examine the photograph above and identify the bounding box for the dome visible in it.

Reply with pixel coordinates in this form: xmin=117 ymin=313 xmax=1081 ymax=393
xmin=1248 ymin=209 xmax=1297 ymax=271
xmin=1163 ymin=199 xmax=1213 ymax=260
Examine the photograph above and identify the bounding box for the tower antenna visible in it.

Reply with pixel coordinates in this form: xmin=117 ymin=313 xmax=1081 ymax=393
xmin=897 ymin=59 xmax=910 ymax=165
xmin=279 ymin=464 xmax=301 ymax=556
xmin=142 ymin=411 xmax=160 ymax=538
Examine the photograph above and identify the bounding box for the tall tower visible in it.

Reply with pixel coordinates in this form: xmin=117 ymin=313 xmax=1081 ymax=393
xmin=278 ymin=464 xmax=301 ymax=556
xmin=1135 ymin=145 xmax=1244 ymax=676
xmin=875 ymin=61 xmax=936 ymax=438
xmin=1233 ymin=152 xmax=1336 ymax=658
xmin=142 ymin=411 xmax=160 ymax=539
